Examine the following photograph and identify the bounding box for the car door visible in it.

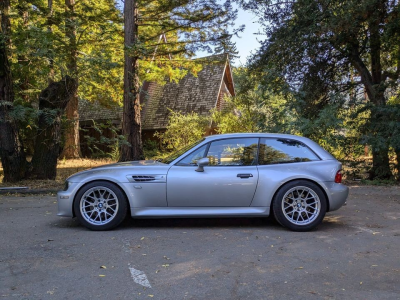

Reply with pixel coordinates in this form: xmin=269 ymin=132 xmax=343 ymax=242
xmin=167 ymin=138 xmax=259 ymax=207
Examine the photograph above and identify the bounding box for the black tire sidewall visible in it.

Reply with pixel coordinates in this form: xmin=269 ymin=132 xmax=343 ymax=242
xmin=73 ymin=181 xmax=128 ymax=231
xmin=272 ymin=180 xmax=327 ymax=232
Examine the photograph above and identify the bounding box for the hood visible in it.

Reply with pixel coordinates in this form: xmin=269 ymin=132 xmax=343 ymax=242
xmin=90 ymin=160 xmax=167 ymax=170
xmin=66 ymin=160 xmax=168 ymax=182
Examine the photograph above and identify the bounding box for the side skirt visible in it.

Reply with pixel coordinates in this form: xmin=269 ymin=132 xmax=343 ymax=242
xmin=130 ymin=207 xmax=270 ymax=218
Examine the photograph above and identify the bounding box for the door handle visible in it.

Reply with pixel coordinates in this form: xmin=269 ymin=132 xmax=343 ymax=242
xmin=237 ymin=173 xmax=253 ymax=179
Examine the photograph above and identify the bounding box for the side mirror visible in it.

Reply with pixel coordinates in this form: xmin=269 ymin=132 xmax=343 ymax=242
xmin=195 ymin=157 xmax=209 ymax=172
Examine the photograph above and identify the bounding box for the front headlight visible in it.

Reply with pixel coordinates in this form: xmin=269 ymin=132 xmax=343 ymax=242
xmin=63 ymin=181 xmax=70 ymax=191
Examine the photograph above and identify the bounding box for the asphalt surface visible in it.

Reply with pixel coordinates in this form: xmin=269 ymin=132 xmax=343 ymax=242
xmin=0 ymin=186 xmax=399 ymax=300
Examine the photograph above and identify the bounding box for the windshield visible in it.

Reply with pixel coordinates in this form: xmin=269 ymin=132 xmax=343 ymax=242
xmin=160 ymin=139 xmax=205 ymax=164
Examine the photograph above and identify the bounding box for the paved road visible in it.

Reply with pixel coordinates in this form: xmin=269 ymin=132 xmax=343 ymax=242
xmin=0 ymin=186 xmax=399 ymax=300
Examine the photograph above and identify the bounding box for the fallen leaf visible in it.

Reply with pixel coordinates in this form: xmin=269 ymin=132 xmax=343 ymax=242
xmin=155 ymin=270 xmax=160 ymax=274
xmin=162 ymin=264 xmax=169 ymax=268
xmin=295 ymin=267 xmax=304 ymax=270
xmin=163 ymin=256 xmax=170 ymax=260
xmin=148 ymin=295 xmax=154 ymax=298
xmin=360 ymin=282 xmax=363 ymax=285
xmin=141 ymin=237 xmax=145 ymax=240
xmin=100 ymin=266 xmax=107 ymax=269
xmin=308 ymin=291 xmax=317 ymax=295
xmin=99 ymin=275 xmax=106 ymax=277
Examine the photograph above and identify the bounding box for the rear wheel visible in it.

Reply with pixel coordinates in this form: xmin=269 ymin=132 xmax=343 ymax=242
xmin=73 ymin=181 xmax=128 ymax=231
xmin=272 ymin=180 xmax=327 ymax=232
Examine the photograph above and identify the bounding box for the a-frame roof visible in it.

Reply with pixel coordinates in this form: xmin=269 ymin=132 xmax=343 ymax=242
xmin=141 ymin=54 xmax=234 ymax=130
xmin=79 ymin=54 xmax=234 ymax=130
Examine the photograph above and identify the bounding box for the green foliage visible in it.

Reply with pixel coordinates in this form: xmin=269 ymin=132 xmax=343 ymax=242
xmin=155 ymin=110 xmax=209 ymax=150
xmin=211 ymin=67 xmax=290 ymax=134
xmin=123 ymin=0 xmax=243 ymax=86
xmin=240 ymin=0 xmax=400 ymax=179
xmin=81 ymin=120 xmax=127 ymax=159
xmin=9 ymin=0 xmax=125 ymax=105
xmin=6 ymin=0 xmax=241 ymax=155
xmin=142 ymin=140 xmax=160 ymax=159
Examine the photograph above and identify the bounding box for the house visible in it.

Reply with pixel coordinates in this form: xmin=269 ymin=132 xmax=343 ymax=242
xmin=78 ymin=54 xmax=235 ymax=156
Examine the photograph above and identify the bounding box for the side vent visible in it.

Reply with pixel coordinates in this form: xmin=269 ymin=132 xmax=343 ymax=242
xmin=132 ymin=175 xmax=156 ymax=182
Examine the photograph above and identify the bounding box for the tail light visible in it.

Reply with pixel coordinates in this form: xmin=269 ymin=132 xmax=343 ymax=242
xmin=335 ymin=170 xmax=342 ymax=183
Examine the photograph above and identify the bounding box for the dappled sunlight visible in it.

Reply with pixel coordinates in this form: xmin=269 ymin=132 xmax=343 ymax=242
xmin=383 ymin=212 xmax=400 ymax=220
xmin=162 ymin=257 xmax=270 ymax=284
xmin=323 ymin=215 xmax=343 ymax=223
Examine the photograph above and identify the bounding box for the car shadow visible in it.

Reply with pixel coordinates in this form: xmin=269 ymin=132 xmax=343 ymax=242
xmin=54 ymin=214 xmax=347 ymax=232
xmin=118 ymin=216 xmax=283 ymax=230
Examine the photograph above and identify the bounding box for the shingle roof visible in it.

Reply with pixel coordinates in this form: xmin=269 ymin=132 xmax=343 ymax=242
xmin=79 ymin=54 xmax=233 ymax=130
xmin=79 ymin=99 xmax=122 ymax=122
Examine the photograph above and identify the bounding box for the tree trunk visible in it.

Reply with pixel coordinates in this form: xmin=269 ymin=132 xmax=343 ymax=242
xmin=120 ymin=0 xmax=144 ymax=161
xmin=396 ymin=150 xmax=400 ymax=182
xmin=368 ymin=104 xmax=393 ymax=180
xmin=30 ymin=76 xmax=77 ymax=179
xmin=369 ymin=147 xmax=392 ymax=180
xmin=17 ymin=0 xmax=29 ymax=103
xmin=0 ymin=0 xmax=27 ymax=182
xmin=48 ymin=0 xmax=55 ymax=84
xmin=60 ymin=0 xmax=80 ymax=158
xmin=350 ymin=5 xmax=392 ymax=180
xmin=367 ymin=7 xmax=392 ymax=180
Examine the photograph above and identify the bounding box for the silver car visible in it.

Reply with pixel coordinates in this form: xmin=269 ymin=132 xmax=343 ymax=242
xmin=57 ymin=133 xmax=348 ymax=232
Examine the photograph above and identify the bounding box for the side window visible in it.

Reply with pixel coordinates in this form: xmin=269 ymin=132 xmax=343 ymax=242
xmin=259 ymin=138 xmax=320 ymax=165
xmin=176 ymin=144 xmax=208 ymax=166
xmin=206 ymin=138 xmax=258 ymax=166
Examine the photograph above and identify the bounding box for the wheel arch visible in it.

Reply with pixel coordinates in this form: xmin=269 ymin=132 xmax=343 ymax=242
xmin=72 ymin=179 xmax=131 ymax=218
xmin=269 ymin=178 xmax=330 ymax=216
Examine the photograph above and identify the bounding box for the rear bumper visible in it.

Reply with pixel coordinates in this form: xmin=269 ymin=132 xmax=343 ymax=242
xmin=325 ymin=182 xmax=349 ymax=211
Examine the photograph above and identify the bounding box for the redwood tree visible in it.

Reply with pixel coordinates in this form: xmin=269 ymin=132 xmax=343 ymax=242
xmin=0 ymin=0 xmax=27 ymax=182
xmin=121 ymin=0 xmax=143 ymax=161
xmin=120 ymin=0 xmax=240 ymax=161
xmin=60 ymin=0 xmax=80 ymax=158
xmin=0 ymin=0 xmax=77 ymax=182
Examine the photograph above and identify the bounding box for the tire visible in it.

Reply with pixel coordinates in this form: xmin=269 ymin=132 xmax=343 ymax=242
xmin=272 ymin=180 xmax=327 ymax=232
xmin=73 ymin=181 xmax=128 ymax=231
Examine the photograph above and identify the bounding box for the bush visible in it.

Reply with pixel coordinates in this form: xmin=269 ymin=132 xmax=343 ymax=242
xmin=155 ymin=110 xmax=209 ymax=150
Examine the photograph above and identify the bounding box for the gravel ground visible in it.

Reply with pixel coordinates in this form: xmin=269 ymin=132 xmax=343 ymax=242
xmin=0 ymin=186 xmax=399 ymax=300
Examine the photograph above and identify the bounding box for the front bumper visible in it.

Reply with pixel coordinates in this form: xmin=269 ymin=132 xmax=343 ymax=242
xmin=325 ymin=182 xmax=349 ymax=211
xmin=57 ymin=182 xmax=81 ymax=217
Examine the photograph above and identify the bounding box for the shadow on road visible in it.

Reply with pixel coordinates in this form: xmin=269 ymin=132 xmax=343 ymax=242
xmin=54 ymin=214 xmax=348 ymax=232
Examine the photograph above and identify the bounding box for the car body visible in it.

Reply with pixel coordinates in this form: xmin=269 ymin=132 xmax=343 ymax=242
xmin=57 ymin=133 xmax=349 ymax=231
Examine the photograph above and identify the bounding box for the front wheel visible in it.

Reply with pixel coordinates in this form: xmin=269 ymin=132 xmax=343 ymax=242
xmin=272 ymin=180 xmax=327 ymax=232
xmin=73 ymin=181 xmax=128 ymax=231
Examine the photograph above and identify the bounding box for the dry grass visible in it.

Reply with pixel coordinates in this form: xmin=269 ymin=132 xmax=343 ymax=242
xmin=0 ymin=158 xmax=116 ymax=190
